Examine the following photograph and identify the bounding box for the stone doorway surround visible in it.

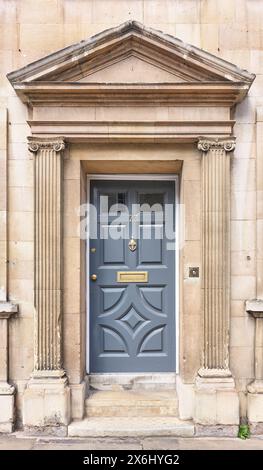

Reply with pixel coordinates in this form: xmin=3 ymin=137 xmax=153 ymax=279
xmin=6 ymin=21 xmax=255 ymax=434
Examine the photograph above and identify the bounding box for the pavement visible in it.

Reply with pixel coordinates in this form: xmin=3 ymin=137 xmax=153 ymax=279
xmin=0 ymin=433 xmax=263 ymax=450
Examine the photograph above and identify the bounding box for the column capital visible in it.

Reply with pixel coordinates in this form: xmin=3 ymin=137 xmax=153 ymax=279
xmin=28 ymin=136 xmax=66 ymax=153
xmin=197 ymin=137 xmax=236 ymax=153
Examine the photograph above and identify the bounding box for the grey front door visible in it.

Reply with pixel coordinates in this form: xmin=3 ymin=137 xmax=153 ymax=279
xmin=89 ymin=180 xmax=176 ymax=372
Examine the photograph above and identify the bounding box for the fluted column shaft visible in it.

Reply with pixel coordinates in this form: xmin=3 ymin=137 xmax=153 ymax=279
xmin=28 ymin=137 xmax=65 ymax=374
xmin=198 ymin=137 xmax=235 ymax=376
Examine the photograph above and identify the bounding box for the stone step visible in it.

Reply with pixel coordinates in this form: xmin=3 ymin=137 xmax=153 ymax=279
xmin=68 ymin=417 xmax=194 ymax=438
xmin=88 ymin=373 xmax=177 ymax=391
xmin=85 ymin=390 xmax=178 ymax=417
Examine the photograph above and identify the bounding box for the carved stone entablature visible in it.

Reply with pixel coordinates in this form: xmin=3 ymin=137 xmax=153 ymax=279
xmin=8 ymin=21 xmax=255 ymax=110
xmin=8 ymin=21 xmax=254 ymax=144
xmin=197 ymin=137 xmax=236 ymax=153
xmin=28 ymin=137 xmax=66 ymax=153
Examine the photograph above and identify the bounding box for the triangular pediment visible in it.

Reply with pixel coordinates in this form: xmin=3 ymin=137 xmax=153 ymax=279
xmin=78 ymin=54 xmax=186 ymax=83
xmin=8 ymin=21 xmax=254 ymax=85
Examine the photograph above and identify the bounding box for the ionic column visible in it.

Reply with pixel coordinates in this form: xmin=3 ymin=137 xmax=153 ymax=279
xmin=28 ymin=137 xmax=65 ymax=374
xmin=195 ymin=137 xmax=239 ymax=428
xmin=24 ymin=137 xmax=70 ymax=429
xmin=198 ymin=137 xmax=235 ymax=377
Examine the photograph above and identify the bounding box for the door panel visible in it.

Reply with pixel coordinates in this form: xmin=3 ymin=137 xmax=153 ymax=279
xmin=102 ymin=230 xmax=126 ymax=264
xmin=89 ymin=180 xmax=176 ymax=372
xmin=139 ymin=234 xmax=162 ymax=264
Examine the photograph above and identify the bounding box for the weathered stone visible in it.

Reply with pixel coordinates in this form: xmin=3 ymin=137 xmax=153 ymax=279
xmin=0 ymin=7 xmax=260 ymax=437
xmin=23 ymin=376 xmax=70 ymax=428
xmin=248 ymin=393 xmax=263 ymax=423
xmin=68 ymin=417 xmax=195 ymax=438
xmin=70 ymin=382 xmax=86 ymax=420
xmin=23 ymin=425 xmax=67 ymax=438
xmin=195 ymin=377 xmax=239 ymax=425
xmin=197 ymin=138 xmax=234 ymax=373
xmin=0 ymin=394 xmax=15 ymax=433
xmin=176 ymin=376 xmax=195 ymax=421
xmin=249 ymin=422 xmax=263 ymax=435
xmin=85 ymin=390 xmax=178 ymax=418
xmin=195 ymin=425 xmax=239 ymax=437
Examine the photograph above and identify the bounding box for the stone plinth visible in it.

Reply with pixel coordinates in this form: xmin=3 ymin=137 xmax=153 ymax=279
xmin=0 ymin=301 xmax=18 ymax=432
xmin=246 ymin=300 xmax=263 ymax=429
xmin=23 ymin=371 xmax=70 ymax=433
xmin=195 ymin=374 xmax=239 ymax=429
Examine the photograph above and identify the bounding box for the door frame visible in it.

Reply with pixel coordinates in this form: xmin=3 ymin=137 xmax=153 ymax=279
xmin=86 ymin=174 xmax=180 ymax=374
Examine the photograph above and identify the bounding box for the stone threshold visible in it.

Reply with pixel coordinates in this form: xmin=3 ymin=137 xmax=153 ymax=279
xmin=87 ymin=372 xmax=177 ymax=391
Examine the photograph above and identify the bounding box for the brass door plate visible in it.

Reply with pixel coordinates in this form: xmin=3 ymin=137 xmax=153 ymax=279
xmin=117 ymin=271 xmax=148 ymax=283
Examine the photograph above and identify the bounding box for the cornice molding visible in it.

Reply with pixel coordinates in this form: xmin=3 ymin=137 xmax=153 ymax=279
xmin=7 ymin=21 xmax=255 ymax=85
xmin=197 ymin=137 xmax=236 ymax=153
xmin=14 ymin=82 xmax=249 ymax=107
xmin=28 ymin=137 xmax=66 ymax=153
xmin=27 ymin=120 xmax=235 ymax=143
xmin=7 ymin=22 xmax=254 ymax=110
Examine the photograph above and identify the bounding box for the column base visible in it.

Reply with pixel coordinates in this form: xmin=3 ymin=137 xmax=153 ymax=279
xmin=0 ymin=383 xmax=15 ymax=433
xmin=194 ymin=370 xmax=239 ymax=426
xmin=23 ymin=371 xmax=70 ymax=433
xmin=247 ymin=380 xmax=263 ymax=429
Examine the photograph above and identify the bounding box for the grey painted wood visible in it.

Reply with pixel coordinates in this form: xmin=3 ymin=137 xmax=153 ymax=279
xmin=90 ymin=180 xmax=176 ymax=372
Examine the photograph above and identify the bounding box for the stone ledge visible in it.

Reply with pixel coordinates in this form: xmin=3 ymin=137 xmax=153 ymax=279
xmin=0 ymin=383 xmax=15 ymax=395
xmin=0 ymin=301 xmax=18 ymax=319
xmin=246 ymin=299 xmax=263 ymax=317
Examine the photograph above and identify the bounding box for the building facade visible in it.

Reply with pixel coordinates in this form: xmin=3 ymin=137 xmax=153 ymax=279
xmin=0 ymin=0 xmax=263 ymax=437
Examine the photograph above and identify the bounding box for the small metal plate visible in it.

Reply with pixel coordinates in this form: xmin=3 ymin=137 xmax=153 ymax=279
xmin=189 ymin=267 xmax=199 ymax=278
xmin=117 ymin=271 xmax=148 ymax=283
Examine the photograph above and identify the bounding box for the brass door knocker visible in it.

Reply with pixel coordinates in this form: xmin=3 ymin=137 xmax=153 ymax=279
xmin=128 ymin=238 xmax=137 ymax=252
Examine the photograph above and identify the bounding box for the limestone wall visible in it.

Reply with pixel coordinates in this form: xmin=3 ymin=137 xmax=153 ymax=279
xmin=0 ymin=0 xmax=262 ymax=424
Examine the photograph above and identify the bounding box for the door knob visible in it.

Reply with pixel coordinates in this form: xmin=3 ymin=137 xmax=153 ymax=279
xmin=90 ymin=274 xmax=97 ymax=281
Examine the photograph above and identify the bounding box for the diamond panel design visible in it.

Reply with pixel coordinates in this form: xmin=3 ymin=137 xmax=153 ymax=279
xmin=120 ymin=307 xmax=146 ymax=334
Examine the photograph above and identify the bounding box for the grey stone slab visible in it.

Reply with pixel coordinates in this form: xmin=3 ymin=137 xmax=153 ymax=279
xmin=142 ymin=437 xmax=263 ymax=450
xmin=33 ymin=438 xmax=142 ymax=450
xmin=0 ymin=436 xmax=35 ymax=450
